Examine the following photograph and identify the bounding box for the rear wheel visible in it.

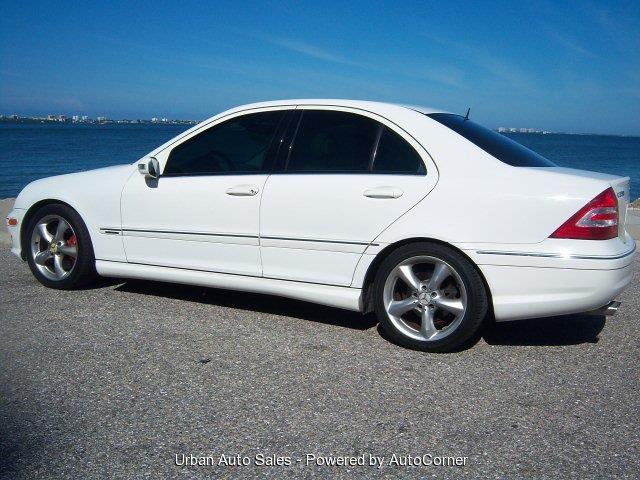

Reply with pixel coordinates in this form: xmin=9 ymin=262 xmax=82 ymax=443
xmin=373 ymin=242 xmax=488 ymax=352
xmin=26 ymin=204 xmax=98 ymax=289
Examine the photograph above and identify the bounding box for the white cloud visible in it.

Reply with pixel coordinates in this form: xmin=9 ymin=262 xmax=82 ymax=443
xmin=262 ymin=36 xmax=362 ymax=67
xmin=418 ymin=32 xmax=537 ymax=91
xmin=546 ymin=31 xmax=596 ymax=57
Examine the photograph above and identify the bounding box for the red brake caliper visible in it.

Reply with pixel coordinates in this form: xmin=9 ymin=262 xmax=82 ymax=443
xmin=67 ymin=234 xmax=77 ymax=257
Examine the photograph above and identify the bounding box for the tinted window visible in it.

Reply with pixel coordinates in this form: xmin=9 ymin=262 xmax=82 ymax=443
xmin=373 ymin=127 xmax=426 ymax=174
xmin=286 ymin=110 xmax=379 ymax=172
xmin=164 ymin=111 xmax=285 ymax=175
xmin=428 ymin=113 xmax=556 ymax=167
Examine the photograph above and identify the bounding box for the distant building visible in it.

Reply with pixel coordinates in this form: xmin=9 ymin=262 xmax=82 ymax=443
xmin=161 ymin=117 xmax=168 ymax=123
xmin=97 ymin=116 xmax=107 ymax=122
xmin=72 ymin=115 xmax=80 ymax=122
xmin=58 ymin=115 xmax=67 ymax=121
xmin=81 ymin=115 xmax=89 ymax=121
xmin=151 ymin=117 xmax=159 ymax=123
xmin=497 ymin=127 xmax=507 ymax=132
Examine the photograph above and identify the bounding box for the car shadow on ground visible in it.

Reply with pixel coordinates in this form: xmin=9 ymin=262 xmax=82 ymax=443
xmin=78 ymin=276 xmax=124 ymax=290
xmin=113 ymin=279 xmax=607 ymax=346
xmin=482 ymin=314 xmax=606 ymax=347
xmin=114 ymin=280 xmax=378 ymax=330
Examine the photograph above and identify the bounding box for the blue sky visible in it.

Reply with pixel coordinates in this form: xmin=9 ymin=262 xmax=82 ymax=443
xmin=1 ymin=0 xmax=639 ymax=134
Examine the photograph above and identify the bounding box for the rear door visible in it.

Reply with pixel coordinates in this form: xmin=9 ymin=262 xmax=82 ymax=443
xmin=259 ymin=106 xmax=438 ymax=286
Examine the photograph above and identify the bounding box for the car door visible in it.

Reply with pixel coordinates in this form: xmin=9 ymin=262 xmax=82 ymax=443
xmin=120 ymin=108 xmax=290 ymax=276
xmin=259 ymin=106 xmax=438 ymax=286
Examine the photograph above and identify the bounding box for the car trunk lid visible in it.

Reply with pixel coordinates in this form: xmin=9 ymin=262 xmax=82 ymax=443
xmin=534 ymin=167 xmax=631 ymax=241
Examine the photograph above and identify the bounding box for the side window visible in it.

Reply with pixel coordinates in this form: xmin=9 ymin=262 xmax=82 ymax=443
xmin=164 ymin=110 xmax=285 ymax=175
xmin=286 ymin=110 xmax=380 ymax=172
xmin=372 ymin=127 xmax=426 ymax=174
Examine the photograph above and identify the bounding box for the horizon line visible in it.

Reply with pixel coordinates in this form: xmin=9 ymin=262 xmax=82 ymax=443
xmin=1 ymin=113 xmax=639 ymax=139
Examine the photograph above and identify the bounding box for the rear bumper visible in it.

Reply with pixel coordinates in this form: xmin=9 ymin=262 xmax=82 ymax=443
xmin=480 ymin=262 xmax=634 ymax=321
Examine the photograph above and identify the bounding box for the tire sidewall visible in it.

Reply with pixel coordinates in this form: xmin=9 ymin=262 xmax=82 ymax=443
xmin=25 ymin=204 xmax=96 ymax=290
xmin=373 ymin=242 xmax=488 ymax=352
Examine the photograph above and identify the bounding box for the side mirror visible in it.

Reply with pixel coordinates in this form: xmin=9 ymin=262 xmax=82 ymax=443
xmin=138 ymin=157 xmax=160 ymax=179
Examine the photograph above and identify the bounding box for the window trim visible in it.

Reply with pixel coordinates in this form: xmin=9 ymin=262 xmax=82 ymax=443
xmin=155 ymin=104 xmax=433 ymax=178
xmin=368 ymin=125 xmax=384 ymax=172
xmin=282 ymin=111 xmax=304 ymax=172
xmin=273 ymin=107 xmax=428 ymax=176
xmin=159 ymin=170 xmax=267 ymax=178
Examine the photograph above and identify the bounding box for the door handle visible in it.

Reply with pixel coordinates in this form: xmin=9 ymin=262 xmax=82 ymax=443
xmin=363 ymin=186 xmax=404 ymax=199
xmin=226 ymin=185 xmax=259 ymax=196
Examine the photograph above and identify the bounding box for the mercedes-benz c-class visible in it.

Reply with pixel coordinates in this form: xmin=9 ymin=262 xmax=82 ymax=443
xmin=7 ymin=100 xmax=635 ymax=351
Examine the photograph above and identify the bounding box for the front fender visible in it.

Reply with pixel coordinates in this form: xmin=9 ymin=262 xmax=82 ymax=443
xmin=15 ymin=164 xmax=136 ymax=262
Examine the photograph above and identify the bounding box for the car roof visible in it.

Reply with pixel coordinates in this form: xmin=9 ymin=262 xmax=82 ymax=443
xmin=146 ymin=99 xmax=453 ymax=158
xmin=225 ymin=99 xmax=450 ymax=115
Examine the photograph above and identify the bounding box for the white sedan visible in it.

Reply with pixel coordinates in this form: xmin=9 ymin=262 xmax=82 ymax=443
xmin=6 ymin=100 xmax=636 ymax=352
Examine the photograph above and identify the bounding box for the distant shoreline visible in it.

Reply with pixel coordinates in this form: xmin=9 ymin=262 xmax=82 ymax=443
xmin=1 ymin=118 xmax=638 ymax=138
xmin=503 ymin=131 xmax=640 ymax=139
xmin=0 ymin=118 xmax=198 ymax=126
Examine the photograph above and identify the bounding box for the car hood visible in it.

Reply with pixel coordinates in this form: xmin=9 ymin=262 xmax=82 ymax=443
xmin=14 ymin=163 xmax=135 ymax=209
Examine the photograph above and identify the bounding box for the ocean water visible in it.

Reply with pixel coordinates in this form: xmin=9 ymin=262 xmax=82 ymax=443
xmin=0 ymin=123 xmax=190 ymax=199
xmin=0 ymin=124 xmax=638 ymax=200
xmin=506 ymin=132 xmax=639 ymax=200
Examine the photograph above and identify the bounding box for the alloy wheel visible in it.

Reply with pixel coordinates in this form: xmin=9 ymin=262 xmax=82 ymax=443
xmin=383 ymin=255 xmax=467 ymax=342
xmin=30 ymin=214 xmax=78 ymax=281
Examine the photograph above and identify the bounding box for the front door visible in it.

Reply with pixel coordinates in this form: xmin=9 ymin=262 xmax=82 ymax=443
xmin=121 ymin=108 xmax=289 ymax=277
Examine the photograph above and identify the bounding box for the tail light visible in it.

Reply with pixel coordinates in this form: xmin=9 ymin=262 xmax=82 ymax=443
xmin=550 ymin=187 xmax=618 ymax=240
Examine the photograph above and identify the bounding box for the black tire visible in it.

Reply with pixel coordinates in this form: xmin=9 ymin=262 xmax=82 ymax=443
xmin=25 ymin=203 xmax=98 ymax=289
xmin=373 ymin=242 xmax=488 ymax=352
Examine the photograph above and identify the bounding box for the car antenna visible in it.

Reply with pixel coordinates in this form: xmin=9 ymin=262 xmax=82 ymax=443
xmin=464 ymin=107 xmax=470 ymax=121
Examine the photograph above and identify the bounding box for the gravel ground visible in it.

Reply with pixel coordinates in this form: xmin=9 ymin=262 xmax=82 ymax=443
xmin=0 ymin=248 xmax=638 ymax=479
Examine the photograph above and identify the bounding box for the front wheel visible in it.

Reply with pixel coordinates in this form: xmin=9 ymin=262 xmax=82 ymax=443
xmin=25 ymin=203 xmax=98 ymax=289
xmin=373 ymin=243 xmax=488 ymax=352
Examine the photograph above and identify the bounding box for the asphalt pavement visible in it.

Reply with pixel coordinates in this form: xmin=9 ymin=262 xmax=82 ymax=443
xmin=0 ymin=247 xmax=638 ymax=479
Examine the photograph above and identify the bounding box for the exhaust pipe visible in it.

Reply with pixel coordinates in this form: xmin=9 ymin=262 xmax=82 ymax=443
xmin=584 ymin=301 xmax=621 ymax=316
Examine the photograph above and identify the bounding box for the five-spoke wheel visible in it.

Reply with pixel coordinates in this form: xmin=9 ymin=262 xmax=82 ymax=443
xmin=30 ymin=214 xmax=78 ymax=280
xmin=374 ymin=242 xmax=487 ymax=352
xmin=26 ymin=203 xmax=97 ymax=289
xmin=383 ymin=256 xmax=467 ymax=342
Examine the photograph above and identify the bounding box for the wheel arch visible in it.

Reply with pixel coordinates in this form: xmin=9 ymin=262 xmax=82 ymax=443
xmin=360 ymin=237 xmax=494 ymax=315
xmin=20 ymin=199 xmax=78 ymax=260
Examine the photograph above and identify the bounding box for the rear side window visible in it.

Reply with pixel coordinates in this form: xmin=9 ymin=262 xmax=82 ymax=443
xmin=286 ymin=110 xmax=379 ymax=172
xmin=428 ymin=113 xmax=556 ymax=167
xmin=285 ymin=110 xmax=426 ymax=174
xmin=373 ymin=127 xmax=426 ymax=174
xmin=164 ymin=110 xmax=285 ymax=175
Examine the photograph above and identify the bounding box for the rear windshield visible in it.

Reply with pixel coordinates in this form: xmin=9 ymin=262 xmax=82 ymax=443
xmin=427 ymin=113 xmax=556 ymax=167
